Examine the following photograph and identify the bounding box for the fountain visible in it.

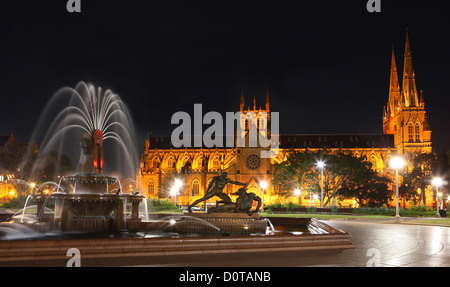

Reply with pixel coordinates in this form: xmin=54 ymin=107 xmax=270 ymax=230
xmin=0 ymin=81 xmax=355 ymax=263
xmin=19 ymin=81 xmax=145 ymax=232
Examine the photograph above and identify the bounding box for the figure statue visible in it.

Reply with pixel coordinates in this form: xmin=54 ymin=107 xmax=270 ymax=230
xmin=233 ymin=187 xmax=262 ymax=215
xmin=78 ymin=130 xmax=105 ymax=174
xmin=187 ymin=172 xmax=247 ymax=213
xmin=78 ymin=133 xmax=95 ymax=174
xmin=207 ymin=186 xmax=262 ymax=215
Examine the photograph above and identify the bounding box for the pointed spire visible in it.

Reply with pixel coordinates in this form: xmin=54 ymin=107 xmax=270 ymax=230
xmin=8 ymin=131 xmax=15 ymax=143
xmin=253 ymin=95 xmax=256 ymax=111
xmin=419 ymin=90 xmax=425 ymax=108
xmin=240 ymin=89 xmax=245 ymax=112
xmin=265 ymin=89 xmax=270 ymax=112
xmin=145 ymin=131 xmax=151 ymax=150
xmin=423 ymin=115 xmax=431 ymax=131
xmin=389 ymin=45 xmax=400 ymax=116
xmin=402 ymin=28 xmax=419 ymax=107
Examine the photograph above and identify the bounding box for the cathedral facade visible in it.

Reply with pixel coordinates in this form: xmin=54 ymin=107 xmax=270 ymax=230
xmin=136 ymin=31 xmax=433 ymax=208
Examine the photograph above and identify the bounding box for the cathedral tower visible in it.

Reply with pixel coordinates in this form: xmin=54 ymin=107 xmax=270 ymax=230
xmin=383 ymin=30 xmax=432 ymax=155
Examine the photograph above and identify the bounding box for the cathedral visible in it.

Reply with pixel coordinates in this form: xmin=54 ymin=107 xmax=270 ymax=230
xmin=136 ymin=30 xmax=433 ymax=208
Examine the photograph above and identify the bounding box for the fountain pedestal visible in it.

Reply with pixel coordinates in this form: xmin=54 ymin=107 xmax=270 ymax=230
xmin=177 ymin=213 xmax=267 ymax=234
xmin=39 ymin=192 xmax=145 ymax=232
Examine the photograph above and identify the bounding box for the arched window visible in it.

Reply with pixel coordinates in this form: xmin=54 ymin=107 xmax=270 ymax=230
xmin=167 ymin=156 xmax=176 ymax=169
xmin=370 ymin=155 xmax=378 ymax=170
xmin=197 ymin=156 xmax=204 ymax=170
xmin=147 ymin=180 xmax=155 ymax=195
xmin=191 ymin=179 xmax=200 ymax=196
xmin=408 ymin=124 xmax=414 ymax=142
xmin=415 ymin=124 xmax=420 ymax=142
xmin=212 ymin=157 xmax=221 ymax=170
xmin=152 ymin=157 xmax=159 ymax=168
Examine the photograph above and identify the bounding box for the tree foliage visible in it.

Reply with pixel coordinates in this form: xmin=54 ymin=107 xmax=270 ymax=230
xmin=399 ymin=152 xmax=436 ymax=206
xmin=273 ymin=148 xmax=393 ymax=207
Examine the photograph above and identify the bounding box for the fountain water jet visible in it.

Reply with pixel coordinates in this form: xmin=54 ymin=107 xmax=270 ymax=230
xmin=25 ymin=82 xmax=145 ymax=232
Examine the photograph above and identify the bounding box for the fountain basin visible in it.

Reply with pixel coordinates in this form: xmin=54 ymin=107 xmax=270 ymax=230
xmin=0 ymin=217 xmax=354 ymax=262
xmin=34 ymin=193 xmax=145 ymax=232
xmin=63 ymin=174 xmax=119 ymax=194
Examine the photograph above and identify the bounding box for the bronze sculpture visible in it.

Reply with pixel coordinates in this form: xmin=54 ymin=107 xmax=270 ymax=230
xmin=187 ymin=172 xmax=247 ymax=213
xmin=206 ymin=186 xmax=262 ymax=215
xmin=187 ymin=172 xmax=261 ymax=215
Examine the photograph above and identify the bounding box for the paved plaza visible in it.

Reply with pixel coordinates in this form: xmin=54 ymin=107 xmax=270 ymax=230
xmin=2 ymin=218 xmax=450 ymax=267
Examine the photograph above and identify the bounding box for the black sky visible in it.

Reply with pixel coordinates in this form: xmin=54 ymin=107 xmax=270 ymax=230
xmin=0 ymin=0 xmax=449 ymax=154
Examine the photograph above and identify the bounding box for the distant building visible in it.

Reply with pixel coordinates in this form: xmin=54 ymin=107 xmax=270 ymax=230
xmin=137 ymin=31 xmax=433 ymax=208
xmin=0 ymin=131 xmax=15 ymax=147
xmin=0 ymin=132 xmax=17 ymax=202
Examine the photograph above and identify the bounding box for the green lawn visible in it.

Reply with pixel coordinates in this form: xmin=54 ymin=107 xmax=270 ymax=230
xmin=261 ymin=213 xmax=393 ymax=220
xmin=261 ymin=213 xmax=450 ymax=226
xmin=399 ymin=218 xmax=450 ymax=226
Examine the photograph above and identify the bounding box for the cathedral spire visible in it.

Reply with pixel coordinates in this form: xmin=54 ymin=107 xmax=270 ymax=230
xmin=145 ymin=131 xmax=151 ymax=150
xmin=265 ymin=89 xmax=270 ymax=112
xmin=389 ymin=45 xmax=400 ymax=116
xmin=402 ymin=28 xmax=419 ymax=107
xmin=240 ymin=89 xmax=245 ymax=112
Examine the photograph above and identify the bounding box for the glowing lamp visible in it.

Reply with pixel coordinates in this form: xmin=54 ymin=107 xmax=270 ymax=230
xmin=390 ymin=157 xmax=405 ymax=170
xmin=174 ymin=179 xmax=183 ymax=189
xmin=259 ymin=181 xmax=268 ymax=189
xmin=432 ymin=177 xmax=444 ymax=187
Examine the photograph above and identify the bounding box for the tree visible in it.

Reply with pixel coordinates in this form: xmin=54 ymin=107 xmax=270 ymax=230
xmin=337 ymin=161 xmax=392 ymax=207
xmin=273 ymin=149 xmax=318 ymax=200
xmin=399 ymin=152 xmax=437 ymax=206
xmin=30 ymin=150 xmax=74 ymax=184
xmin=273 ymin=148 xmax=390 ymax=207
xmin=0 ymin=140 xmax=39 ymax=180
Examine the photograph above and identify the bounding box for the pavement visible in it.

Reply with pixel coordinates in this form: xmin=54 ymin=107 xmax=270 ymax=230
xmin=1 ymin=217 xmax=450 ymax=267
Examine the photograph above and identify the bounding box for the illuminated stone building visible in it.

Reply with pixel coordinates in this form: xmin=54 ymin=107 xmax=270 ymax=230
xmin=137 ymin=31 xmax=433 ymax=208
xmin=382 ymin=30 xmax=432 ymax=155
xmin=0 ymin=132 xmax=18 ymax=202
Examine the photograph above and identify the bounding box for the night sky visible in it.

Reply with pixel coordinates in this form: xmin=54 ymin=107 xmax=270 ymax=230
xmin=1 ymin=0 xmax=449 ymax=156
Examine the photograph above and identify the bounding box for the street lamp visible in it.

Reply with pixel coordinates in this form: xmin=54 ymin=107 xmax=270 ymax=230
xmin=171 ymin=179 xmax=183 ymax=208
xmin=390 ymin=156 xmax=405 ymax=222
xmin=313 ymin=194 xmax=319 ymax=207
xmin=259 ymin=181 xmax=268 ymax=212
xmin=174 ymin=179 xmax=183 ymax=189
xmin=432 ymin=177 xmax=444 ymax=216
xmin=294 ymin=188 xmax=301 ymax=205
xmin=317 ymin=161 xmax=325 ymax=208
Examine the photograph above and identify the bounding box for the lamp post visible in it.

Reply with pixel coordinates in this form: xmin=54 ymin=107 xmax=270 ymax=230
xmin=259 ymin=181 xmax=268 ymax=212
xmin=170 ymin=186 xmax=178 ymax=207
xmin=317 ymin=161 xmax=325 ymax=208
xmin=390 ymin=156 xmax=405 ymax=222
xmin=171 ymin=179 xmax=183 ymax=208
xmin=294 ymin=188 xmax=301 ymax=205
xmin=432 ymin=177 xmax=443 ymax=216
xmin=313 ymin=194 xmax=319 ymax=207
